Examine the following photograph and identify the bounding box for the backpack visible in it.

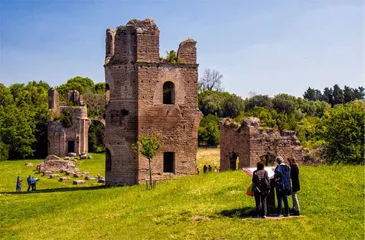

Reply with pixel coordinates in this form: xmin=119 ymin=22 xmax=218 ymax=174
xmin=254 ymin=170 xmax=270 ymax=194
xmin=275 ymin=165 xmax=291 ymax=195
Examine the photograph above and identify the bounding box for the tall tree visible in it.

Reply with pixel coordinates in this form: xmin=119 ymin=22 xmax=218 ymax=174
xmin=332 ymin=84 xmax=344 ymax=105
xmin=199 ymin=68 xmax=224 ymax=92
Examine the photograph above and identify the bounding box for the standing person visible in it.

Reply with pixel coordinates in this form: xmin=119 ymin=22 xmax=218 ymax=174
xmin=31 ymin=176 xmax=36 ymax=191
xmin=288 ymin=158 xmax=300 ymax=216
xmin=208 ymin=165 xmax=212 ymax=172
xmin=274 ymin=156 xmax=291 ymax=217
xmin=203 ymin=165 xmax=208 ymax=173
xmin=27 ymin=175 xmax=32 ymax=192
xmin=252 ymin=161 xmax=270 ymax=218
xmin=16 ymin=176 xmax=22 ymax=192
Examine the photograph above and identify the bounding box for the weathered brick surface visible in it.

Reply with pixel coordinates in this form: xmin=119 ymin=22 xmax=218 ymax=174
xmin=47 ymin=89 xmax=91 ymax=157
xmin=220 ymin=118 xmax=304 ymax=170
xmin=105 ymin=19 xmax=202 ymax=186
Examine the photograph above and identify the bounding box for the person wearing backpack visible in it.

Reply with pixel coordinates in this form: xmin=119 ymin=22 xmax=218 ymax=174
xmin=274 ymin=156 xmax=291 ymax=217
xmin=252 ymin=161 xmax=270 ymax=218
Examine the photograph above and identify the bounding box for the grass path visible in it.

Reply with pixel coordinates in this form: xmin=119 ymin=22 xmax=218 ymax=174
xmin=0 ymin=150 xmax=364 ymax=239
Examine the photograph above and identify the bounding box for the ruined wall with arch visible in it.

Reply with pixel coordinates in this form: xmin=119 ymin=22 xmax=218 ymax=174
xmin=220 ymin=117 xmax=305 ymax=170
xmin=104 ymin=19 xmax=202 ymax=186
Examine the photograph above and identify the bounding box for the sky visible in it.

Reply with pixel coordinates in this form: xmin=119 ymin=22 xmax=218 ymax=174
xmin=0 ymin=0 xmax=363 ymax=98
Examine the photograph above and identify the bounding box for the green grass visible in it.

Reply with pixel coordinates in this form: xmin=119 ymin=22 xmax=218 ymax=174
xmin=0 ymin=150 xmax=364 ymax=240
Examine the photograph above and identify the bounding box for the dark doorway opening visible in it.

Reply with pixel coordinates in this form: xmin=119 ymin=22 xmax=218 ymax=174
xmin=163 ymin=152 xmax=175 ymax=173
xmin=229 ymin=152 xmax=239 ymax=170
xmin=106 ymin=148 xmax=112 ymax=172
xmin=163 ymin=81 xmax=175 ymax=104
xmin=68 ymin=141 xmax=75 ymax=153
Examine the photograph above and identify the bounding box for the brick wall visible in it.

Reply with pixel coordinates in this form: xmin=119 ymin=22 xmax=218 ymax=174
xmin=220 ymin=118 xmax=304 ymax=170
xmin=105 ymin=19 xmax=202 ymax=186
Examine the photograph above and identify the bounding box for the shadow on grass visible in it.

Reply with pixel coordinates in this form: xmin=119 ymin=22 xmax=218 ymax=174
xmin=1 ymin=185 xmax=106 ymax=195
xmin=219 ymin=207 xmax=257 ymax=219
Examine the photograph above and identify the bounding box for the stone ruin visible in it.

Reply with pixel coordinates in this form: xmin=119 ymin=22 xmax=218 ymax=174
xmin=37 ymin=155 xmax=78 ymax=174
xmin=220 ymin=117 xmax=304 ymax=170
xmin=47 ymin=88 xmax=91 ymax=157
xmin=104 ymin=19 xmax=202 ymax=186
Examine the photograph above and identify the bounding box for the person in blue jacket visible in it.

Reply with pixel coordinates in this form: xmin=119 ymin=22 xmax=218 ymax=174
xmin=274 ymin=156 xmax=291 ymax=217
xmin=27 ymin=175 xmax=33 ymax=192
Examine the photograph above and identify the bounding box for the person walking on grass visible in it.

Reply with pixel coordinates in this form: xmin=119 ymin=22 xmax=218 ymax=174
xmin=16 ymin=176 xmax=22 ymax=192
xmin=274 ymin=156 xmax=291 ymax=217
xmin=288 ymin=157 xmax=300 ymax=216
xmin=252 ymin=161 xmax=270 ymax=218
xmin=27 ymin=175 xmax=32 ymax=192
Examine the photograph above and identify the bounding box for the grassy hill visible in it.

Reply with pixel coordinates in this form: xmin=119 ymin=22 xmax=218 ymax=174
xmin=0 ymin=149 xmax=364 ymax=240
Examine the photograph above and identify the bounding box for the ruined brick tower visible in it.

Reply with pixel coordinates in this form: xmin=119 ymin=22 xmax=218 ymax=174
xmin=47 ymin=88 xmax=91 ymax=157
xmin=104 ymin=19 xmax=202 ymax=186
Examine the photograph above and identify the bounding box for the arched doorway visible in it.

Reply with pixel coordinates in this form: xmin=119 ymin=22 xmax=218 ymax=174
xmin=88 ymin=120 xmax=105 ymax=153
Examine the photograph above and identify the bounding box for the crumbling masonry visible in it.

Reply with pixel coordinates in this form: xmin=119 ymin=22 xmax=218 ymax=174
xmin=220 ymin=118 xmax=304 ymax=170
xmin=48 ymin=88 xmax=91 ymax=157
xmin=104 ymin=19 xmax=202 ymax=186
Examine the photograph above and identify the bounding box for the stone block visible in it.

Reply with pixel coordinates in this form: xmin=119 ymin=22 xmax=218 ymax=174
xmin=25 ymin=163 xmax=33 ymax=167
xmin=43 ymin=171 xmax=52 ymax=176
xmin=50 ymin=174 xmax=60 ymax=178
xmin=73 ymin=180 xmax=86 ymax=185
xmin=59 ymin=177 xmax=71 ymax=182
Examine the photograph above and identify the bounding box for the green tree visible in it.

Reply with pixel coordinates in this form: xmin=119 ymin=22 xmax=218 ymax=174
xmin=57 ymin=76 xmax=95 ymax=100
xmin=133 ymin=136 xmax=162 ymax=189
xmin=88 ymin=121 xmax=105 ymax=152
xmin=332 ymin=84 xmax=344 ymax=105
xmin=320 ymin=100 xmax=364 ymax=164
xmin=244 ymin=95 xmax=273 ymax=112
xmin=198 ymin=114 xmax=220 ymax=146
xmin=272 ymin=93 xmax=298 ymax=115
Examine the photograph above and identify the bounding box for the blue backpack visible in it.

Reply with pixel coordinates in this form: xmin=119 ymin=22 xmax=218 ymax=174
xmin=275 ymin=165 xmax=291 ymax=195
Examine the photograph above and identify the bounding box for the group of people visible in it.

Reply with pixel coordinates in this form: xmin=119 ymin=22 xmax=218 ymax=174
xmin=200 ymin=165 xmax=219 ymax=174
xmin=252 ymin=156 xmax=300 ymax=218
xmin=15 ymin=175 xmax=39 ymax=192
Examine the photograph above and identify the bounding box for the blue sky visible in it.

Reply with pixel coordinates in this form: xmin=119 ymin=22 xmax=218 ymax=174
xmin=0 ymin=0 xmax=363 ymax=98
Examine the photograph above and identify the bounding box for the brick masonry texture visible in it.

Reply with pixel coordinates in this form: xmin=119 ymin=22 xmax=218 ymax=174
xmin=47 ymin=88 xmax=91 ymax=157
xmin=220 ymin=117 xmax=304 ymax=170
xmin=104 ymin=19 xmax=202 ymax=186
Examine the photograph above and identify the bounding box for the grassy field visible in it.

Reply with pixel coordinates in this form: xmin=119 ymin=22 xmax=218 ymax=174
xmin=0 ymin=149 xmax=364 ymax=240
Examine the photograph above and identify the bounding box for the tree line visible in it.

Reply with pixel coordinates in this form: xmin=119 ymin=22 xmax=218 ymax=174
xmin=0 ymin=71 xmax=363 ymax=164
xmin=198 ymin=69 xmax=364 ymax=164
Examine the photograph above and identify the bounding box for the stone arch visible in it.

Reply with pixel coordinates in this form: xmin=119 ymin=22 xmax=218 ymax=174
xmin=163 ymin=81 xmax=175 ymax=104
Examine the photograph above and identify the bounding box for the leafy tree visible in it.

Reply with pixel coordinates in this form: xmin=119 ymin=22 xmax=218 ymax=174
xmin=332 ymin=84 xmax=344 ymax=105
xmin=320 ymin=100 xmax=365 ymax=164
xmin=88 ymin=121 xmax=105 ymax=153
xmin=94 ymin=82 xmax=106 ymax=94
xmin=303 ymin=87 xmax=322 ymax=101
xmin=57 ymin=76 xmax=95 ymax=100
xmin=244 ymin=95 xmax=273 ymax=112
xmin=83 ymin=90 xmax=105 ymax=118
xmin=133 ymin=136 xmax=162 ymax=189
xmin=353 ymin=86 xmax=365 ymax=100
xmin=321 ymin=87 xmax=333 ymax=105
xmin=199 ymin=68 xmax=224 ymax=92
xmin=222 ymin=94 xmax=245 ymax=118
xmin=198 ymin=114 xmax=220 ymax=146
xmin=272 ymin=93 xmax=298 ymax=115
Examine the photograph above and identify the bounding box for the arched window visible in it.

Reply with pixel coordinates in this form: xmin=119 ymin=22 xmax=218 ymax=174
xmin=163 ymin=81 xmax=175 ymax=104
